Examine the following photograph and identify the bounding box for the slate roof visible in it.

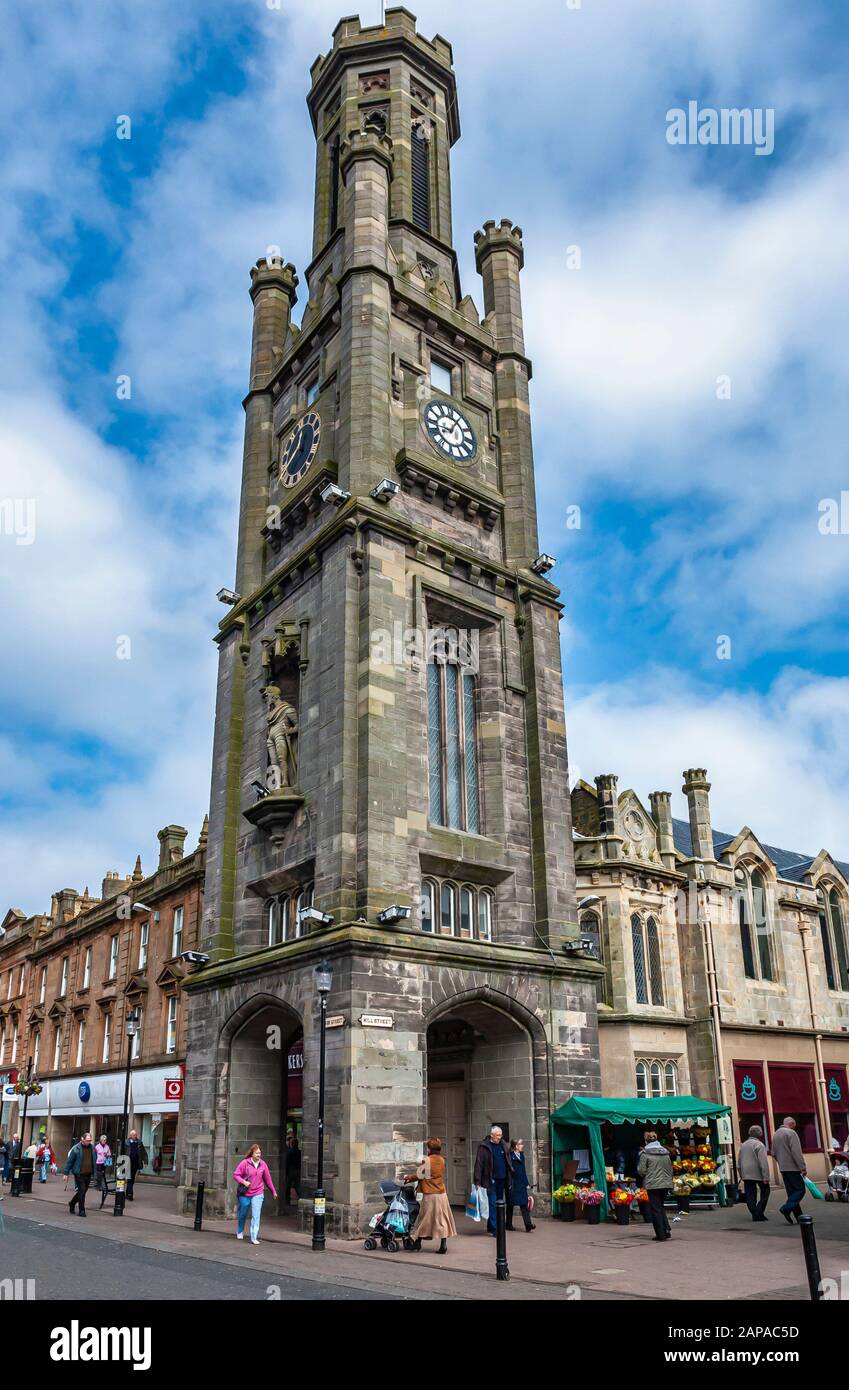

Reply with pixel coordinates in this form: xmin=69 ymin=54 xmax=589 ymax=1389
xmin=670 ymin=817 xmax=849 ymax=882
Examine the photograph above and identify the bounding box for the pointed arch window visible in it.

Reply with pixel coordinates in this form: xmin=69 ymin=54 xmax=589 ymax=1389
xmin=411 ymin=118 xmax=431 ymax=232
xmin=419 ymin=877 xmax=493 ymax=942
xmin=421 ymin=880 xmax=435 ymax=934
xmin=635 ymin=1060 xmax=648 ymax=1098
xmin=735 ymin=865 xmax=776 ymax=982
xmin=646 ymin=916 xmax=664 ymax=1005
xmin=819 ymin=886 xmax=849 ymax=992
xmin=579 ymin=912 xmax=602 ymax=963
xmin=632 ymin=914 xmax=647 ymax=1004
xmin=328 ymin=135 xmax=341 ymax=235
xmin=427 ymin=628 xmax=480 ymax=834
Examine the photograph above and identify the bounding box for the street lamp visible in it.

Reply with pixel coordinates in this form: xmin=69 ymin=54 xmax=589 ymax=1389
xmin=10 ymin=1056 xmax=34 ymax=1198
xmin=311 ymin=958 xmax=334 ymax=1252
xmin=114 ymin=1008 xmax=140 ymax=1218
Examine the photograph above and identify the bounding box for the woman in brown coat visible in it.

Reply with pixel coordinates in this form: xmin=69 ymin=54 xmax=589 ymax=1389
xmin=406 ymin=1137 xmax=457 ymax=1255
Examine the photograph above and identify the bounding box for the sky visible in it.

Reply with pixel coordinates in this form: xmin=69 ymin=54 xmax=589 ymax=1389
xmin=1 ymin=0 xmax=847 ymax=911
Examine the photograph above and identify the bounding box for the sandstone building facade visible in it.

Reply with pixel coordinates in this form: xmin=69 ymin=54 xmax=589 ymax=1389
xmin=0 ymin=823 xmax=204 ymax=1175
xmin=179 ymin=9 xmax=602 ymax=1231
xmin=573 ymin=770 xmax=849 ymax=1182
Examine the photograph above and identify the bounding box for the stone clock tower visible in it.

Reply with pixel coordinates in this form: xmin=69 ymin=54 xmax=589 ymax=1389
xmin=179 ymin=8 xmax=602 ymax=1230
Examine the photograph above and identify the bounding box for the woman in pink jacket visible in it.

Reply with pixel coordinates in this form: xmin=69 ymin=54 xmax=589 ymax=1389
xmin=233 ymin=1143 xmax=278 ymax=1245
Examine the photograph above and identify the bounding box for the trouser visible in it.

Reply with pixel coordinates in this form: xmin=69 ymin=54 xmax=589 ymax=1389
xmin=39 ymin=1160 xmax=50 ymax=1183
xmin=70 ymin=1175 xmax=92 ymax=1212
xmin=96 ymin=1165 xmax=108 ymax=1191
xmin=285 ymin=1176 xmax=301 ymax=1205
xmin=506 ymin=1201 xmax=533 ymax=1230
xmin=743 ymin=1179 xmax=770 ymax=1219
xmin=780 ymin=1171 xmax=806 ymax=1217
xmin=127 ymin=1163 xmax=139 ymax=1198
xmin=237 ymin=1193 xmax=264 ymax=1240
xmin=486 ymin=1178 xmax=507 ymax=1233
xmin=648 ymin=1188 xmax=671 ymax=1238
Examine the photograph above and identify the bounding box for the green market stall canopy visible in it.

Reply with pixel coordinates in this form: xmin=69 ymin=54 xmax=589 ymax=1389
xmin=551 ymin=1095 xmax=732 ymax=1216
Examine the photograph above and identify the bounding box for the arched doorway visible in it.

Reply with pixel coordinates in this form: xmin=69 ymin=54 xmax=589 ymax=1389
xmin=222 ymin=996 xmax=302 ymax=1216
xmin=426 ymin=994 xmax=541 ymax=1207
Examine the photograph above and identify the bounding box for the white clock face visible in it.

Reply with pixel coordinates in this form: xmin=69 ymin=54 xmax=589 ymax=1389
xmin=423 ymin=401 xmax=477 ymax=462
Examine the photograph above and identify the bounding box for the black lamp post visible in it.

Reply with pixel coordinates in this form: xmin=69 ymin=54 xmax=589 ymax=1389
xmin=10 ymin=1056 xmax=34 ymax=1198
xmin=311 ymin=958 xmax=333 ymax=1252
xmin=113 ymin=1008 xmax=139 ymax=1217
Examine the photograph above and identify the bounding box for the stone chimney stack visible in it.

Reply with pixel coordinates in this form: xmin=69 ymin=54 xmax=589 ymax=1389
xmin=101 ymin=871 xmax=123 ymax=900
xmin=649 ymin=790 xmax=677 ymax=869
xmin=682 ymin=768 xmax=714 ymax=861
xmin=594 ymin=774 xmax=620 ymax=837
xmin=158 ymin=825 xmax=188 ymax=869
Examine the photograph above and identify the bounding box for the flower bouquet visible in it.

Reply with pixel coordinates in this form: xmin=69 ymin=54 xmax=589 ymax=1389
xmin=13 ymin=1078 xmax=42 ymax=1098
xmin=553 ymin=1183 xmax=578 ymax=1221
xmin=636 ymin=1186 xmax=651 ymax=1223
xmin=577 ymin=1185 xmax=604 ymax=1224
xmin=673 ymin=1175 xmax=694 ymax=1211
xmin=611 ymin=1186 xmax=633 ymax=1226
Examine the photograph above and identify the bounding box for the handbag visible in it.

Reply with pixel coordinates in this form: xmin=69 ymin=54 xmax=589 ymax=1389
xmin=527 ymin=1193 xmax=535 ymax=1212
xmin=804 ymin=1177 xmax=825 ymax=1200
xmin=105 ymin=1157 xmax=113 ymax=1168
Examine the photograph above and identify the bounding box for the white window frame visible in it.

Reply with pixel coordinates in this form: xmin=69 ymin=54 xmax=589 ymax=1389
xmin=131 ymin=1008 xmax=143 ymax=1060
xmin=138 ymin=921 xmax=149 ymax=970
xmin=429 ymin=358 xmax=453 ymax=396
xmin=60 ymin=958 xmax=69 ymax=996
xmin=52 ymin=1026 xmax=61 ymax=1070
xmin=82 ymin=947 xmax=92 ymax=990
xmin=102 ymin=1012 xmax=112 ymax=1064
xmin=171 ymin=906 xmax=184 ymax=958
xmin=10 ymin=1022 xmax=18 ymax=1063
xmin=165 ymin=996 xmax=178 ymax=1055
xmin=39 ymin=966 xmax=47 ymax=1005
xmin=32 ymin=1029 xmax=40 ymax=1072
xmin=75 ymin=1018 xmax=86 ymax=1068
xmin=18 ymin=964 xmax=25 ymax=995
xmin=108 ymin=935 xmax=119 ymax=980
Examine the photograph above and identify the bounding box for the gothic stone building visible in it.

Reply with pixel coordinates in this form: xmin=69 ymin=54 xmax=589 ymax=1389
xmin=178 ymin=9 xmax=602 ymax=1230
xmin=573 ymin=770 xmax=849 ymax=1182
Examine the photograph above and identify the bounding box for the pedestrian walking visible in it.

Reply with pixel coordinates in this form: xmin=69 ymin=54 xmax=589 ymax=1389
xmin=405 ymin=1137 xmax=457 ymax=1255
xmin=95 ymin=1134 xmax=112 ymax=1192
xmin=506 ymin=1139 xmax=536 ymax=1232
xmin=36 ymin=1138 xmax=55 ymax=1183
xmin=284 ymin=1134 xmax=302 ymax=1206
xmin=739 ymin=1124 xmax=771 ymax=1221
xmin=473 ymin=1124 xmax=514 ymax=1236
xmin=772 ymin=1116 xmax=807 ymax=1224
xmin=64 ymin=1133 xmax=96 ymax=1217
xmin=233 ymin=1143 xmax=278 ymax=1245
xmin=0 ymin=1136 xmax=9 ymax=1184
xmin=125 ymin=1129 xmax=148 ymax=1200
xmin=637 ymin=1130 xmax=674 ymax=1241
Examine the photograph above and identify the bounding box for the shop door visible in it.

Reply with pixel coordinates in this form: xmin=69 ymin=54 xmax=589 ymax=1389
xmin=428 ymin=1081 xmax=467 ymax=1206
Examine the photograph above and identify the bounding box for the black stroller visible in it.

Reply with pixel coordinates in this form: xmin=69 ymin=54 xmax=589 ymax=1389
xmin=363 ymin=1178 xmax=420 ymax=1252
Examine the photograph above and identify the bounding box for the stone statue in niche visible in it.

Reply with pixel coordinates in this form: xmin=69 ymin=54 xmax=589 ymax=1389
xmin=263 ymin=685 xmax=299 ymax=790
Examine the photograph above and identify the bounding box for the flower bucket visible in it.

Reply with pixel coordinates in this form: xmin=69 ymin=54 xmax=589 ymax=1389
xmin=614 ymin=1205 xmax=630 ymax=1226
xmin=587 ymin=1205 xmax=601 ymax=1225
xmin=561 ymin=1202 xmax=575 ymax=1222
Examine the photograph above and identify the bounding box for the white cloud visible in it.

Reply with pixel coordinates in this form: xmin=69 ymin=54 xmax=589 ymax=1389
xmin=568 ymin=669 xmax=849 ymax=861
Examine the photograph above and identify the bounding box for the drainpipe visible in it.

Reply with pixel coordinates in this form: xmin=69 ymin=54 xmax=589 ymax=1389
xmin=797 ymin=914 xmax=832 ymax=1169
xmin=697 ymin=886 xmax=737 ymax=1190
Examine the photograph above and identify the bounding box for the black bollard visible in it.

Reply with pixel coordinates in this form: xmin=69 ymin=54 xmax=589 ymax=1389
xmin=798 ymin=1216 xmax=823 ymax=1300
xmin=495 ymin=1189 xmax=510 ymax=1281
xmin=194 ymin=1181 xmax=205 ymax=1231
xmin=10 ymin=1165 xmax=21 ymax=1198
xmin=113 ymin=1175 xmax=126 ymax=1217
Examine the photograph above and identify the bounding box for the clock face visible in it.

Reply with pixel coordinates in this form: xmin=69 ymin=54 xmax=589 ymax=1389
xmin=280 ymin=411 xmax=321 ymax=489
xmin=422 ymin=400 xmax=477 ymax=463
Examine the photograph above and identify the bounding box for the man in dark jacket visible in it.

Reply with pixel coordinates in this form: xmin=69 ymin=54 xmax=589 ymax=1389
xmin=473 ymin=1125 xmax=514 ymax=1235
xmin=64 ymin=1132 xmax=95 ymax=1216
xmin=637 ymin=1131 xmax=674 ymax=1241
xmin=125 ymin=1130 xmax=148 ymax=1200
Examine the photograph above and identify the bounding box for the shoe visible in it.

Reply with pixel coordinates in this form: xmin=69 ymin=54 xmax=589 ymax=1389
xmin=527 ymin=1223 xmax=536 ymax=1231
xmin=488 ymin=1230 xmax=496 ymax=1237
xmin=779 ymin=1207 xmax=793 ymax=1224
xmin=437 ymin=1239 xmax=447 ymax=1254
xmin=250 ymin=1238 xmax=260 ymax=1245
xmin=236 ymin=1232 xmax=244 ymax=1240
xmin=68 ymin=1201 xmax=76 ymax=1214
xmin=506 ymin=1225 xmax=514 ymax=1231
xmin=78 ymin=1210 xmax=87 ymax=1218
xmin=651 ymin=1235 xmax=665 ymax=1241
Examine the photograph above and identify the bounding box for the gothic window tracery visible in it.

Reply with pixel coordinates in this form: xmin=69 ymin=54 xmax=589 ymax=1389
xmin=735 ymin=863 xmax=776 ymax=982
xmin=266 ymin=884 xmax=314 ymax=946
xmin=818 ymin=884 xmax=849 ymax=992
xmin=426 ymin=626 xmax=481 ymax=834
xmin=631 ymin=913 xmax=664 ymax=1005
xmin=420 ymin=877 xmax=493 ymax=942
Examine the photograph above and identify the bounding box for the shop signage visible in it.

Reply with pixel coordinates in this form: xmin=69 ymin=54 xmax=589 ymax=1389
xmin=326 ymin=1015 xmax=346 ymax=1029
xmin=360 ymin=1013 xmax=393 ymax=1029
xmin=78 ymin=1081 xmax=91 ymax=1103
xmin=829 ymin=1077 xmax=842 ymax=1103
xmin=716 ymin=1114 xmax=733 ymax=1145
xmin=164 ymin=1078 xmax=183 ymax=1101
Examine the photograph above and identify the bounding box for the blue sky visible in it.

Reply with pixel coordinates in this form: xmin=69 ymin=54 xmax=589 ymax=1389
xmin=1 ymin=0 xmax=848 ymax=910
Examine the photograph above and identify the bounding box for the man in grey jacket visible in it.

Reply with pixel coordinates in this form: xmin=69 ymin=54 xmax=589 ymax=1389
xmin=637 ymin=1131 xmax=675 ymax=1241
xmin=739 ymin=1124 xmax=771 ymax=1221
xmin=771 ymin=1117 xmax=806 ymax=1224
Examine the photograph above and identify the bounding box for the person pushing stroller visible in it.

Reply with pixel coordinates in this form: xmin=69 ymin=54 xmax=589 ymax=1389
xmin=405 ymin=1137 xmax=457 ymax=1256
